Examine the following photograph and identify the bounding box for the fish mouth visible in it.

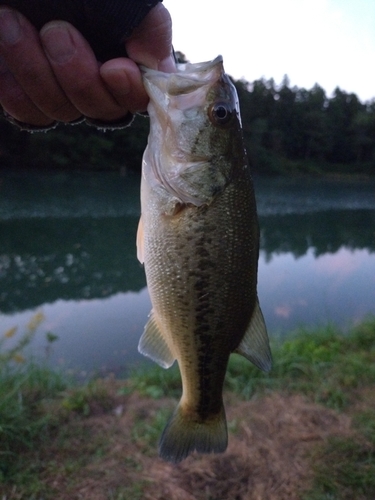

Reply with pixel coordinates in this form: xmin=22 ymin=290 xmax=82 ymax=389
xmin=141 ymin=54 xmax=223 ymax=82
xmin=141 ymin=55 xmax=224 ymax=108
xmin=168 ymin=55 xmax=224 ymax=91
xmin=176 ymin=55 xmax=223 ymax=72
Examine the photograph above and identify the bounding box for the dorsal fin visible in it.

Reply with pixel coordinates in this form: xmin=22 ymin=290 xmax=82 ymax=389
xmin=138 ymin=310 xmax=176 ymax=369
xmin=234 ymin=298 xmax=272 ymax=372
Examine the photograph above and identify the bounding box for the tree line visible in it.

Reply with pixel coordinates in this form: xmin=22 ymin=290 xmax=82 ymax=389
xmin=235 ymin=76 xmax=375 ymax=175
xmin=1 ymin=72 xmax=374 ymax=175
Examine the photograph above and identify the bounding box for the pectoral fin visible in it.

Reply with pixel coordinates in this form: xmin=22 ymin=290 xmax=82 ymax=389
xmin=138 ymin=310 xmax=176 ymax=369
xmin=136 ymin=215 xmax=144 ymax=264
xmin=234 ymin=298 xmax=272 ymax=372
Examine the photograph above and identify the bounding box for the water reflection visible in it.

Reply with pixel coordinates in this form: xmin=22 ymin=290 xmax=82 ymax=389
xmin=258 ymin=247 xmax=375 ymax=335
xmin=1 ymin=210 xmax=374 ymax=314
xmin=0 ymin=216 xmax=145 ymax=312
xmin=1 ymin=169 xmax=375 ymax=372
xmin=259 ymin=210 xmax=375 ymax=259
xmin=0 ymin=290 xmax=152 ymax=375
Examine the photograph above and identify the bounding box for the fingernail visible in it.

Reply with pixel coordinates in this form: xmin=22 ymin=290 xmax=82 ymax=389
xmin=0 ymin=9 xmax=21 ymax=45
xmin=158 ymin=54 xmax=177 ymax=73
xmin=41 ymin=23 xmax=75 ymax=63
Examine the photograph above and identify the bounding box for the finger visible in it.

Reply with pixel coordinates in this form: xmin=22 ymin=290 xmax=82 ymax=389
xmin=40 ymin=21 xmax=130 ymax=121
xmin=125 ymin=3 xmax=175 ymax=72
xmin=0 ymin=52 xmax=54 ymax=125
xmin=100 ymin=58 xmax=149 ymax=113
xmin=0 ymin=7 xmax=80 ymax=124
xmin=100 ymin=4 xmax=175 ymax=114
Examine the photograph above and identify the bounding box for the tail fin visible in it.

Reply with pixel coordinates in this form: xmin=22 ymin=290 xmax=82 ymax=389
xmin=158 ymin=403 xmax=227 ymax=463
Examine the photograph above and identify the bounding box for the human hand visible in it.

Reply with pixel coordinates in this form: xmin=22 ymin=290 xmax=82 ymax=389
xmin=0 ymin=3 xmax=174 ymax=130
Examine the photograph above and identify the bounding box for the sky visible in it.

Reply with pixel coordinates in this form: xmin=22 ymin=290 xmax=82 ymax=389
xmin=163 ymin=0 xmax=375 ymax=102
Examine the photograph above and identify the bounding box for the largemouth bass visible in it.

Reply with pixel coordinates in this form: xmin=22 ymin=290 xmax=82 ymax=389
xmin=137 ymin=56 xmax=271 ymax=463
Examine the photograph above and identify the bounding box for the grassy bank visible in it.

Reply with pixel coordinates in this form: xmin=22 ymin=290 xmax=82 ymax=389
xmin=1 ymin=319 xmax=375 ymax=499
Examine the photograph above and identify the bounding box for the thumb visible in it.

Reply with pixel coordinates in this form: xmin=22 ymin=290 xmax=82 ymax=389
xmin=125 ymin=3 xmax=175 ymax=72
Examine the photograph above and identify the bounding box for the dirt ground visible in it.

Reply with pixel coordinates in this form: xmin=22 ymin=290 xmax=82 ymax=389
xmin=37 ymin=390 xmax=355 ymax=500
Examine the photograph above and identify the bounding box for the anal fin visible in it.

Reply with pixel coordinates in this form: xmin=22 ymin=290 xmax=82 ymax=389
xmin=234 ymin=298 xmax=272 ymax=372
xmin=138 ymin=310 xmax=175 ymax=369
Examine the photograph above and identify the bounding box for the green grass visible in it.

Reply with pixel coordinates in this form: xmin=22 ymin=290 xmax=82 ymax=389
xmin=226 ymin=319 xmax=375 ymax=409
xmin=60 ymin=378 xmax=116 ymax=416
xmin=304 ymin=436 xmax=375 ymax=500
xmin=1 ymin=317 xmax=375 ymax=498
xmin=126 ymin=362 xmax=182 ymax=399
xmin=353 ymin=410 xmax=375 ymax=445
xmin=131 ymin=407 xmax=172 ymax=453
xmin=0 ymin=317 xmax=114 ymax=490
xmin=307 ymin=408 xmax=375 ymax=500
xmin=126 ymin=318 xmax=375 ymax=499
xmin=107 ymin=482 xmax=150 ymax=500
xmin=128 ymin=318 xmax=375 ymax=410
xmin=0 ymin=316 xmax=68 ymax=485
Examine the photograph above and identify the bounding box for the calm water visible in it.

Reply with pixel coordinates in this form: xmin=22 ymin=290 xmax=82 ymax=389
xmin=1 ymin=169 xmax=375 ymax=374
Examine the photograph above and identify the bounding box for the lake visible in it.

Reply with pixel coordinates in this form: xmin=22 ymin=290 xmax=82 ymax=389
xmin=1 ymin=169 xmax=375 ymax=375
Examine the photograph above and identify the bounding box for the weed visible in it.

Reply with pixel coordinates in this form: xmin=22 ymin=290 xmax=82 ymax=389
xmin=127 ymin=363 xmax=181 ymax=399
xmin=125 ymin=319 xmax=375 ymax=413
xmin=226 ymin=318 xmax=375 ymax=410
xmin=305 ymin=437 xmax=375 ymax=500
xmin=1 ymin=318 xmax=375 ymax=498
xmin=0 ymin=317 xmax=67 ymax=484
xmin=108 ymin=481 xmax=149 ymax=500
xmin=61 ymin=378 xmax=115 ymax=416
xmin=353 ymin=411 xmax=375 ymax=444
xmin=131 ymin=407 xmax=171 ymax=452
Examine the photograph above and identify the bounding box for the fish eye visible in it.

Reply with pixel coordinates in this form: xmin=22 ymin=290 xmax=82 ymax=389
xmin=208 ymin=102 xmax=234 ymax=127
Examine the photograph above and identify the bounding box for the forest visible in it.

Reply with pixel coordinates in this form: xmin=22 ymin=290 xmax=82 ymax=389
xmin=1 ymin=70 xmax=374 ymax=176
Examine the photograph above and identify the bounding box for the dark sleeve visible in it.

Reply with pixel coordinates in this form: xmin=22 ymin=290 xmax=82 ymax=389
xmin=2 ymin=0 xmax=161 ymax=60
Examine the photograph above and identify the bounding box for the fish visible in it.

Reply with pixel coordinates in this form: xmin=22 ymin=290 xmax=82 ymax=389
xmin=136 ymin=55 xmax=272 ymax=463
